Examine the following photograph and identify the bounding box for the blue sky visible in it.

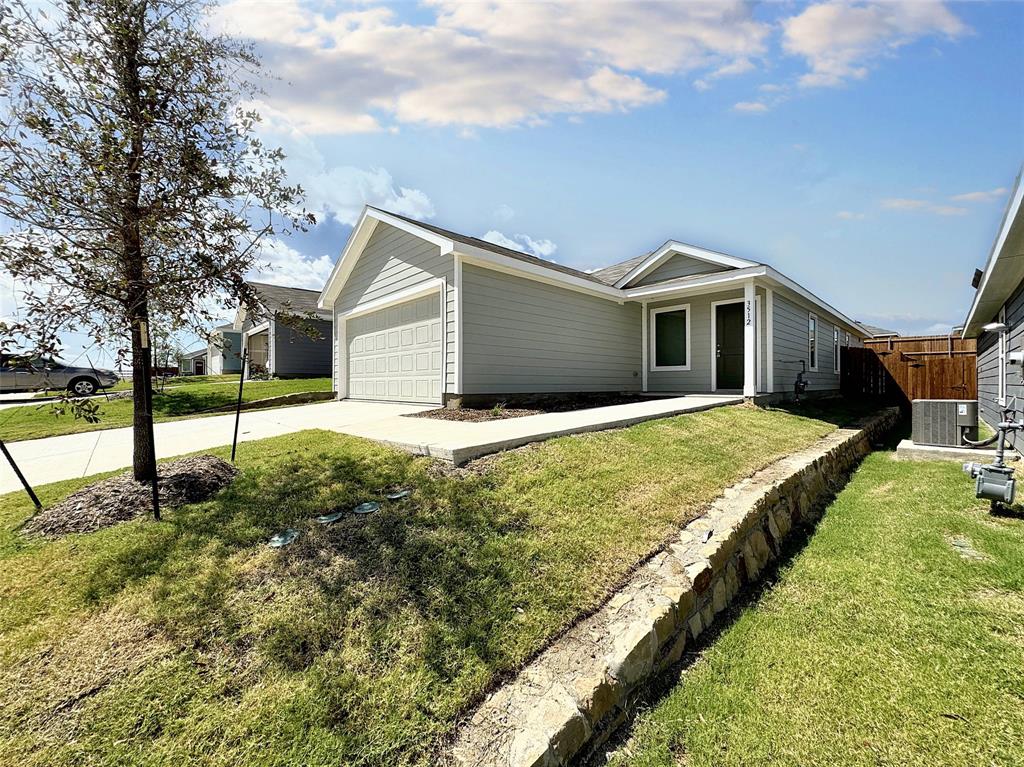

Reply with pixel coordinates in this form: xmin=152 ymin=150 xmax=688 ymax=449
xmin=4 ymin=0 xmax=1023 ymax=364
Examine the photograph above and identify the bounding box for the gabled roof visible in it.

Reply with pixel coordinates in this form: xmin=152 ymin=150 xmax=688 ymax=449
xmin=179 ymin=347 xmax=208 ymax=360
xmin=610 ymin=240 xmax=759 ymax=288
xmin=317 ymin=205 xmax=868 ymax=336
xmin=248 ymin=281 xmax=331 ymax=321
xmin=962 ymin=168 xmax=1024 ymax=337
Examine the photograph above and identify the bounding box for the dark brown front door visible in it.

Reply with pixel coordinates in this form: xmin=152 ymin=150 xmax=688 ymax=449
xmin=716 ymin=302 xmax=744 ymax=390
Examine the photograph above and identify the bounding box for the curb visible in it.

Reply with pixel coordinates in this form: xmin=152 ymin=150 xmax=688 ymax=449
xmin=450 ymin=407 xmax=901 ymax=766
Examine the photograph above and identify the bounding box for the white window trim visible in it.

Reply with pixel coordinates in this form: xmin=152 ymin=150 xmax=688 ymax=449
xmin=833 ymin=326 xmax=840 ymax=374
xmin=808 ymin=312 xmax=819 ymax=372
xmin=649 ymin=303 xmax=691 ymax=372
xmin=998 ymin=305 xmax=1007 ymax=406
xmin=711 ymin=296 xmax=762 ymax=392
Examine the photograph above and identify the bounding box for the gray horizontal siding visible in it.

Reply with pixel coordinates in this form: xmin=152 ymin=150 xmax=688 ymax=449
xmin=977 ymin=278 xmax=1024 ymax=429
xmin=461 ymin=263 xmax=641 ymax=394
xmin=634 ymin=255 xmax=727 ymax=286
xmin=273 ymin=317 xmax=332 ymax=378
xmin=336 ymin=222 xmax=456 ymax=393
xmin=772 ymin=293 xmax=845 ymax=393
xmin=646 ymin=287 xmax=767 ymax=393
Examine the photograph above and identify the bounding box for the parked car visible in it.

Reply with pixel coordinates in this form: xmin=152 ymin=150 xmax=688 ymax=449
xmin=0 ymin=354 xmax=120 ymax=396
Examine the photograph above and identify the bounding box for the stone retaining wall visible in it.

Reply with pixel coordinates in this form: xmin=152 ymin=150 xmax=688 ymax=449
xmin=450 ymin=408 xmax=900 ymax=767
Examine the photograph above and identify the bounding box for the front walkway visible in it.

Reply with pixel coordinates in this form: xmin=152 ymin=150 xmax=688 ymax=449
xmin=0 ymin=395 xmax=741 ymax=493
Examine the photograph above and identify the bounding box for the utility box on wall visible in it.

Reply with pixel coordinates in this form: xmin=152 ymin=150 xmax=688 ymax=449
xmin=911 ymin=399 xmax=979 ymax=447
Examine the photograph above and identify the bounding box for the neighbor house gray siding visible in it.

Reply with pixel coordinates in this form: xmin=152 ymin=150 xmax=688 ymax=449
xmin=219 ymin=331 xmax=243 ymax=373
xmin=646 ymin=287 xmax=768 ymax=393
xmin=634 ymin=254 xmax=727 ymax=286
xmin=977 ymin=278 xmax=1024 ymax=429
xmin=336 ymin=222 xmax=456 ymax=393
xmin=772 ymin=293 xmax=853 ymax=393
xmin=461 ymin=263 xmax=641 ymax=394
xmin=272 ymin=317 xmax=332 ymax=378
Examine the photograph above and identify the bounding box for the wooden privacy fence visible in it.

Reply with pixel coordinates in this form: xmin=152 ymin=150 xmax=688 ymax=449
xmin=841 ymin=335 xmax=977 ymax=404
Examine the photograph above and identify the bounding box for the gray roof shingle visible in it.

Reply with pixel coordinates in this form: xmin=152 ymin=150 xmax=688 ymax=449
xmin=247 ymin=281 xmax=330 ymax=319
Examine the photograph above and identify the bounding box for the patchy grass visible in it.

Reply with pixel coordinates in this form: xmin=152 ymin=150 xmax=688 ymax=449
xmin=606 ymin=452 xmax=1024 ymax=767
xmin=2 ymin=377 xmax=333 ymax=441
xmin=0 ymin=401 xmax=879 ymax=766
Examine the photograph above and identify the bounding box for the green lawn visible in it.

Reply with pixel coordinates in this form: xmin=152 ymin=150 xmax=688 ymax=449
xmin=3 ymin=377 xmax=333 ymax=441
xmin=0 ymin=402 xmax=873 ymax=767
xmin=608 ymin=451 xmax=1024 ymax=767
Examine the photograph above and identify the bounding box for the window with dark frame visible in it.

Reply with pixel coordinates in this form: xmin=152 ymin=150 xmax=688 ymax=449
xmin=653 ymin=308 xmax=688 ymax=368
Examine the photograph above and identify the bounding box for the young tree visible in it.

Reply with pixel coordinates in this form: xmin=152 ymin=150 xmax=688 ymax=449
xmin=0 ymin=0 xmax=311 ymax=487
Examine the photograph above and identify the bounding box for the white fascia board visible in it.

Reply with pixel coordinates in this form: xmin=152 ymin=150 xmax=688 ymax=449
xmin=317 ymin=206 xmax=455 ymax=309
xmin=242 ymin=321 xmax=270 ymax=337
xmin=456 ymin=244 xmax=625 ymax=302
xmin=963 ymin=170 xmax=1024 ymax=337
xmin=624 ymin=265 xmax=767 ymax=299
xmin=762 ymin=266 xmax=869 ymax=338
xmin=614 ymin=240 xmax=758 ymax=288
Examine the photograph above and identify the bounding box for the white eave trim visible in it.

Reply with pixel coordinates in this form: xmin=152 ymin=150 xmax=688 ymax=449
xmin=624 ymin=265 xmax=768 ymax=298
xmin=963 ymin=169 xmax=1024 ymax=337
xmin=614 ymin=240 xmax=758 ymax=288
xmin=242 ymin=321 xmax=270 ymax=337
xmin=318 ymin=206 xmax=455 ymax=310
xmin=762 ymin=266 xmax=869 ymax=338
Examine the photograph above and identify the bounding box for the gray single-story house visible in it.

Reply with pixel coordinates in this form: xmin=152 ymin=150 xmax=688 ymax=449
xmin=231 ymin=281 xmax=333 ymax=379
xmin=317 ymin=206 xmax=869 ymax=406
xmin=962 ymin=169 xmax=1024 ymax=429
xmin=178 ymin=347 xmax=208 ymax=376
xmin=208 ymin=323 xmax=243 ymax=375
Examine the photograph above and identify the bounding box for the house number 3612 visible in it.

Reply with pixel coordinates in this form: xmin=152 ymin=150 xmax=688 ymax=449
xmin=745 ymin=300 xmax=753 ymax=326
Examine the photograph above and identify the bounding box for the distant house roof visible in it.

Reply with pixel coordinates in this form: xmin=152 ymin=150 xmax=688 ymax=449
xmin=179 ymin=347 xmax=208 ymax=360
xmin=248 ymin=281 xmax=331 ymax=321
xmin=962 ymin=168 xmax=1024 ymax=337
xmin=213 ymin=323 xmax=237 ymax=333
xmin=859 ymin=324 xmax=900 ymax=338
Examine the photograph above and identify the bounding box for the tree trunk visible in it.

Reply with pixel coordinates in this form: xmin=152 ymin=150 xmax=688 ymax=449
xmin=130 ymin=317 xmax=157 ymax=483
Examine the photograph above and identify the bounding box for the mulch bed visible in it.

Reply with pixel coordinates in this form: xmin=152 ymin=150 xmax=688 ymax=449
xmin=410 ymin=393 xmax=651 ymax=422
xmin=22 ymin=455 xmax=239 ymax=538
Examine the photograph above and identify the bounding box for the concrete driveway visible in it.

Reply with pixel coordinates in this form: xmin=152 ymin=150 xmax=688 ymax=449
xmin=0 ymin=395 xmax=742 ymax=494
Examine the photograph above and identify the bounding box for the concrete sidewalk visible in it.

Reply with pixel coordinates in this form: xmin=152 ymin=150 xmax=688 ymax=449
xmin=0 ymin=395 xmax=741 ymax=494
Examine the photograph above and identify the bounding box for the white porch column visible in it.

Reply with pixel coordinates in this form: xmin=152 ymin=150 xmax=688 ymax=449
xmin=743 ymin=279 xmax=756 ymax=397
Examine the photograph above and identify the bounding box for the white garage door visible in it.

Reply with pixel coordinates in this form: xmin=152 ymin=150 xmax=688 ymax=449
xmin=347 ymin=293 xmax=442 ymax=404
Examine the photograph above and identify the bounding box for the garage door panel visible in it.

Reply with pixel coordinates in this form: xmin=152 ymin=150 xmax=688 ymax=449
xmin=348 ymin=293 xmax=442 ymax=405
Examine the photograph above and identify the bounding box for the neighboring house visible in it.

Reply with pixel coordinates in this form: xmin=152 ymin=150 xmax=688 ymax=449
xmin=962 ymin=170 xmax=1024 ymax=428
xmin=208 ymin=323 xmax=243 ymax=375
xmin=178 ymin=347 xmax=208 ymax=376
xmin=859 ymin=324 xmax=900 ymax=339
xmin=232 ymin=281 xmax=333 ymax=379
xmin=317 ymin=206 xmax=869 ymax=406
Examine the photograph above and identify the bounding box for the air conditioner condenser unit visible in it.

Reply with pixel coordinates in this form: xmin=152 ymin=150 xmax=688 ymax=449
xmin=911 ymin=399 xmax=979 ymax=448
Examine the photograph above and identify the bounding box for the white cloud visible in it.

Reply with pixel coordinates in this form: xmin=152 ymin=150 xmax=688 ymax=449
xmin=251 ymin=102 xmax=435 ymax=225
xmin=494 ymin=204 xmax=516 ymax=222
xmin=881 ymin=197 xmax=966 ymax=216
xmin=949 ymin=187 xmax=1009 ymax=203
xmin=782 ymin=1 xmax=968 ymax=88
xmin=212 ymin=0 xmax=770 ymax=132
xmin=836 ymin=210 xmax=865 ymax=220
xmin=248 ymin=238 xmax=334 ymax=291
xmin=482 ymin=230 xmax=558 ymax=259
xmin=733 ymin=101 xmax=769 ymax=113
